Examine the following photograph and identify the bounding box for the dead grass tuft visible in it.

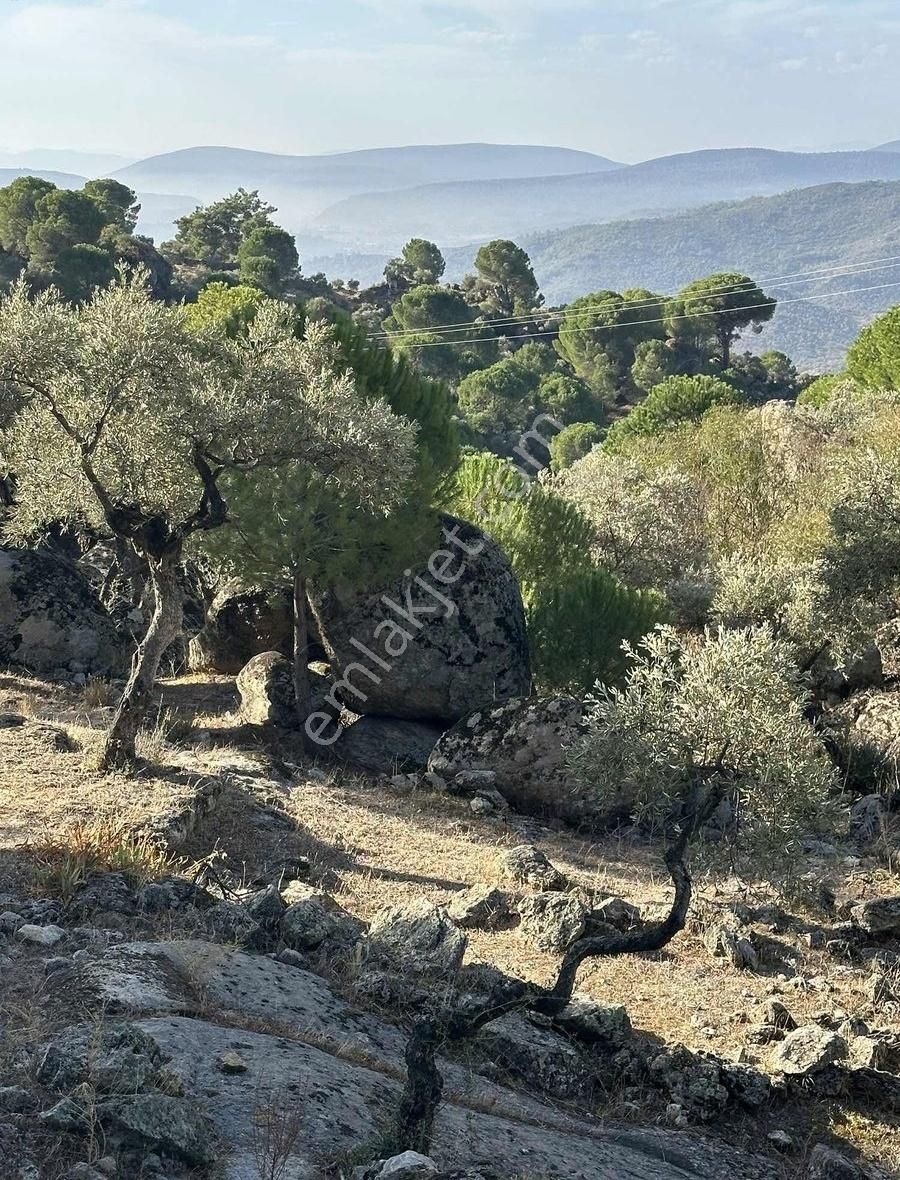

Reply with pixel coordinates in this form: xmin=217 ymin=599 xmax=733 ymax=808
xmin=22 ymin=818 xmax=181 ymax=902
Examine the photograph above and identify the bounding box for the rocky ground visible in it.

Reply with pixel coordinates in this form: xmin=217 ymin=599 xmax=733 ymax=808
xmin=1 ymin=670 xmax=900 ymax=1180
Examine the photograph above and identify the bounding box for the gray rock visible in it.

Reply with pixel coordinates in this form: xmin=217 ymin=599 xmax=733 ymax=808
xmin=446 ymin=886 xmax=510 ymax=931
xmin=281 ymin=884 xmax=359 ymax=951
xmin=770 ymin=1026 xmax=847 ymax=1076
xmin=98 ymin=1093 xmax=215 ymax=1164
xmin=593 ymin=896 xmax=641 ymax=930
xmin=310 ymin=515 xmax=530 ymax=724
xmin=549 ymin=996 xmax=633 ymax=1048
xmin=806 ymin=1144 xmax=865 ymax=1179
xmin=850 ymin=895 xmax=900 ymax=934
xmin=72 ymin=872 xmax=138 ymax=917
xmin=0 ymin=1087 xmax=37 ymax=1113
xmin=136 ymin=1014 xmax=777 ymax=1179
xmin=0 ymin=548 xmax=123 ymax=675
xmin=367 ymin=899 xmax=466 ymax=977
xmin=429 ymin=695 xmax=589 ymax=822
xmin=236 ymin=651 xmax=298 ymax=727
xmin=377 ymin=1154 xmax=438 ymax=1177
xmin=517 ymin=891 xmax=588 ymax=953
xmin=188 ymin=580 xmax=294 ymax=674
xmin=17 ymin=923 xmax=65 ymax=947
xmin=762 ymin=999 xmax=796 ymax=1032
xmin=335 ymin=715 xmax=446 ymax=774
xmin=498 ymin=845 xmax=567 ymax=892
xmin=138 ymin=876 xmax=212 ymax=914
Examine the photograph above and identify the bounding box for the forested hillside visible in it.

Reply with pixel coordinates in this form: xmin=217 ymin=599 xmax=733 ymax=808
xmin=314 ymin=147 xmax=900 ymax=246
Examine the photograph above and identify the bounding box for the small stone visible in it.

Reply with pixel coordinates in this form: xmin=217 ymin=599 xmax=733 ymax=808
xmin=806 ymin=1144 xmax=865 ymax=1179
xmin=446 ymin=885 xmax=509 ymax=931
xmin=517 ymin=891 xmax=588 ymax=953
xmin=767 ymin=1130 xmax=795 ymax=1151
xmin=0 ymin=912 xmax=24 ymax=933
xmin=275 ymin=948 xmax=306 ymax=968
xmin=770 ymin=1025 xmax=847 ymax=1076
xmin=0 ymin=1087 xmax=38 ymax=1113
xmin=498 ymin=845 xmax=567 ymax=892
xmin=218 ymin=1051 xmax=248 ymax=1075
xmin=44 ymin=957 xmax=71 ymax=977
xmin=593 ymin=896 xmax=641 ymax=930
xmin=376 ymin=1152 xmax=438 ymax=1177
xmin=850 ymin=895 xmax=900 ymax=935
xmin=17 ymin=924 xmax=65 ymax=947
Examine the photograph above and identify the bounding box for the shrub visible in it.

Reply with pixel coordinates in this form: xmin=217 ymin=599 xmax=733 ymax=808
xmin=603 ymin=375 xmax=741 ymax=453
xmin=528 ymin=566 xmax=664 ymax=693
xmin=569 ymin=625 xmax=838 ymax=857
xmin=549 ymin=421 xmax=603 ymax=470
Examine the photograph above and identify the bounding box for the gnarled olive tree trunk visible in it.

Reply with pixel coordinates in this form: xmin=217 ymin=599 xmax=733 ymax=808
xmin=101 ymin=547 xmax=184 ymax=770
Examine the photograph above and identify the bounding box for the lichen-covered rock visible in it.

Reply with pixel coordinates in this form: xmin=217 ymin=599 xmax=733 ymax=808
xmin=366 ymin=898 xmax=466 ymax=977
xmin=770 ymin=1026 xmax=847 ymax=1076
xmin=310 ymin=515 xmax=530 ymax=724
xmin=428 ymin=695 xmax=589 ymax=821
xmin=517 ymin=891 xmax=588 ymax=953
xmin=471 ymin=1012 xmax=597 ymax=1101
xmin=98 ymin=1093 xmax=215 ymax=1164
xmin=188 ymin=580 xmax=294 ymax=674
xmin=71 ymin=872 xmax=138 ymax=918
xmin=281 ymin=884 xmax=360 ymax=951
xmin=498 ymin=845 xmax=567 ymax=892
xmin=805 ymin=1144 xmax=865 ymax=1179
xmin=236 ymin=651 xmax=297 ymax=727
xmin=648 ymin=1046 xmax=729 ymax=1121
xmin=593 ymin=896 xmax=641 ymax=930
xmin=850 ymin=895 xmax=900 ymax=935
xmin=446 ymin=885 xmax=510 ymax=931
xmin=0 ymin=548 xmax=122 ymax=675
xmin=550 ymin=996 xmax=632 ymax=1048
xmin=36 ymin=1023 xmax=164 ymax=1094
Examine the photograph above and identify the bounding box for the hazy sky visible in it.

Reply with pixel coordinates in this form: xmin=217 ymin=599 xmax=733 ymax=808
xmin=0 ymin=0 xmax=897 ymax=162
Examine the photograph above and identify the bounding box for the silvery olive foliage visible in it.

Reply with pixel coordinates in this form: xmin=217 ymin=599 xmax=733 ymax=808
xmin=554 ymin=451 xmax=708 ymax=589
xmin=0 ymin=270 xmax=418 ymax=544
xmin=569 ymin=625 xmax=838 ymax=855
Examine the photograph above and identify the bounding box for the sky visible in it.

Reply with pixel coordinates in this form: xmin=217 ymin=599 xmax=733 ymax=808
xmin=0 ymin=0 xmax=897 ymax=163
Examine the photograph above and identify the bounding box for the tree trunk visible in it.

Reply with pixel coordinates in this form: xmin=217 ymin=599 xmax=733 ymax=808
xmin=101 ymin=548 xmax=184 ymax=771
xmin=719 ymin=325 xmax=732 ymax=368
xmin=292 ymin=569 xmax=313 ymax=733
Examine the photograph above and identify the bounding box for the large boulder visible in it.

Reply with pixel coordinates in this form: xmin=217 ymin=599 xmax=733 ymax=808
xmin=236 ymin=652 xmax=336 ymax=729
xmin=188 ymin=581 xmax=295 ymax=674
xmin=429 ymin=695 xmax=590 ymax=822
xmin=310 ymin=515 xmax=530 ymax=724
xmin=0 ymin=548 xmax=122 ymax=675
xmin=334 ymin=714 xmax=446 ymax=773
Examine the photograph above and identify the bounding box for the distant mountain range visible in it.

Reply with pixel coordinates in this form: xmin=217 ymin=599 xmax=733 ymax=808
xmin=111 ymin=143 xmax=622 ymax=227
xmin=0 ymin=149 xmax=133 ymax=176
xmin=313 ymin=148 xmax=900 ymax=248
xmin=875 ymin=140 xmax=900 ymax=153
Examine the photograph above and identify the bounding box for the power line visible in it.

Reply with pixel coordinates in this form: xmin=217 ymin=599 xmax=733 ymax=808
xmin=366 ymin=254 xmax=900 ymax=342
xmin=397 ymin=279 xmax=900 ymax=349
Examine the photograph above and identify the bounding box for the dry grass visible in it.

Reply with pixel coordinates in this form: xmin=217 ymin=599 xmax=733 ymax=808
xmin=3 ymin=669 xmax=900 ymax=1175
xmin=23 ymin=818 xmax=181 ymax=902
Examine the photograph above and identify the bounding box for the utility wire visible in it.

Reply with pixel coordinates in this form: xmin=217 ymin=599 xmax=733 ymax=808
xmin=366 ymin=253 xmax=900 ymax=342
xmin=395 ymin=279 xmax=900 ymax=349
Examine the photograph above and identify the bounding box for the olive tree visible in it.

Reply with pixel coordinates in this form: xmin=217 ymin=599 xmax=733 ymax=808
xmin=0 ymin=271 xmax=416 ymax=768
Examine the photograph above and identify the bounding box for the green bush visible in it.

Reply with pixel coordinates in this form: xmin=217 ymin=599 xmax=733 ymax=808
xmin=568 ymin=625 xmax=837 ymax=856
xmin=604 ymin=375 xmax=741 ymax=452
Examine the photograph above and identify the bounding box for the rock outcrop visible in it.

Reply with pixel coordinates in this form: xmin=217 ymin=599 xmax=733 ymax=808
xmin=188 ymin=581 xmax=295 ymax=674
xmin=429 ymin=696 xmax=589 ymax=822
xmin=310 ymin=515 xmax=530 ymax=724
xmin=0 ymin=548 xmax=122 ymax=676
